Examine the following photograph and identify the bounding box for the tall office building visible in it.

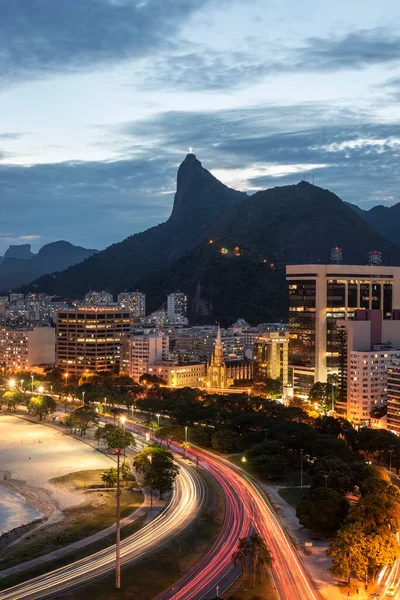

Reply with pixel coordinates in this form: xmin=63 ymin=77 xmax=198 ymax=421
xmin=117 ymin=292 xmax=146 ymax=317
xmin=56 ymin=307 xmax=132 ymax=374
xmin=287 ymin=264 xmax=400 ymax=395
xmin=167 ymin=292 xmax=187 ymax=318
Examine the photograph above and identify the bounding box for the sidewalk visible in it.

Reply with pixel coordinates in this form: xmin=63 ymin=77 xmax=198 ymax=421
xmin=262 ymin=485 xmax=372 ymax=600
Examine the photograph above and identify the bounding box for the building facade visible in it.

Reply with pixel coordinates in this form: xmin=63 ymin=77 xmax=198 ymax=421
xmin=167 ymin=293 xmax=187 ymax=318
xmin=287 ymin=264 xmax=400 ymax=395
xmin=120 ymin=333 xmax=169 ymax=381
xmin=84 ymin=291 xmax=114 ymax=305
xmin=387 ymin=362 xmax=400 ymax=434
xmin=150 ymin=361 xmax=205 ymax=387
xmin=206 ymin=326 xmax=252 ymax=388
xmin=117 ymin=292 xmax=146 ymax=317
xmin=0 ymin=327 xmax=55 ymax=370
xmin=56 ymin=308 xmax=132 ymax=374
xmin=253 ymin=331 xmax=289 ymax=386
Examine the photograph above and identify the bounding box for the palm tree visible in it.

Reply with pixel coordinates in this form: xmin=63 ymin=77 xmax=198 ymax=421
xmin=232 ymin=537 xmax=251 ymax=574
xmin=248 ymin=533 xmax=273 ymax=587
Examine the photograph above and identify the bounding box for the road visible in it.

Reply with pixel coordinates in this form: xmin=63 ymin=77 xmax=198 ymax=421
xmin=0 ymin=456 xmax=206 ymax=600
xmin=125 ymin=421 xmax=320 ymax=600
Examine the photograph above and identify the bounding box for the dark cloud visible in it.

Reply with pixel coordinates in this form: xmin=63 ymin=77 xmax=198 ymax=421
xmin=138 ymin=28 xmax=400 ymax=92
xmin=299 ymin=29 xmax=400 ymax=70
xmin=0 ymin=0 xmax=212 ymax=81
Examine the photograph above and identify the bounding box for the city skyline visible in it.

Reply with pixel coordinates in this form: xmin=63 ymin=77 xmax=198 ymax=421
xmin=0 ymin=0 xmax=400 ymax=253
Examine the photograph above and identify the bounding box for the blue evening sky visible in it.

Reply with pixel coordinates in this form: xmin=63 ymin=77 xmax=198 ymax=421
xmin=0 ymin=0 xmax=399 ymax=253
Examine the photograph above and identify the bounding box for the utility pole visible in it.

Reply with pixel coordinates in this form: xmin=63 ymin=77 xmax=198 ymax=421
xmin=115 ymin=416 xmax=122 ymax=589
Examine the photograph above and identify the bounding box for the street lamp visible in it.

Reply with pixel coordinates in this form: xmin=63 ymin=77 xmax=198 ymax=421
xmin=64 ymin=372 xmax=69 ymax=387
xmin=20 ymin=379 xmax=24 ymax=390
xmin=9 ymin=379 xmax=15 ymax=388
xmin=82 ymin=391 xmax=86 ymax=404
xmin=31 ymin=374 xmax=34 ymax=393
xmin=156 ymin=413 xmax=161 ymax=427
xmin=300 ymin=449 xmax=304 ymax=489
xmin=324 ymin=474 xmax=329 ymax=488
xmin=50 ymin=384 xmax=53 ymax=395
xmin=241 ymin=455 xmax=247 ymax=463
xmin=38 ymin=385 xmax=44 ymax=394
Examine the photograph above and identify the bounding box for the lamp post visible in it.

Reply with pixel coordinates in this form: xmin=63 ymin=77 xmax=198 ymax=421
xmin=324 ymin=474 xmax=329 ymax=488
xmin=31 ymin=374 xmax=34 ymax=393
xmin=50 ymin=384 xmax=53 ymax=395
xmin=115 ymin=416 xmax=122 ymax=589
xmin=156 ymin=413 xmax=161 ymax=427
xmin=104 ymin=397 xmax=107 ymax=414
xmin=216 ymin=585 xmax=220 ymax=597
xmin=9 ymin=379 xmax=15 ymax=388
xmin=20 ymin=379 xmax=24 ymax=391
xmin=38 ymin=385 xmax=44 ymax=395
xmin=300 ymin=449 xmax=304 ymax=489
xmin=148 ymin=454 xmax=153 ymax=509
xmin=82 ymin=391 xmax=86 ymax=404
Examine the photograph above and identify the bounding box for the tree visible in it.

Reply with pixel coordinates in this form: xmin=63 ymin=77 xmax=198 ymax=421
xmin=348 ymin=486 xmax=400 ymax=532
xmin=248 ymin=533 xmax=273 ymax=586
xmin=155 ymin=425 xmax=185 ymax=449
xmin=121 ymin=461 xmax=133 ymax=481
xmin=327 ymin=524 xmax=368 ymax=590
xmin=101 ymin=467 xmax=118 ymax=487
xmin=364 ymin=529 xmax=400 ymax=581
xmin=311 ymin=456 xmax=355 ymax=495
xmin=252 ymin=455 xmax=287 ymax=480
xmin=296 ymin=488 xmax=349 ymax=535
xmin=139 ymin=373 xmax=166 ymax=385
xmin=65 ymin=406 xmax=98 ymax=436
xmin=232 ymin=536 xmax=251 ymax=574
xmin=309 ymin=382 xmax=337 ymax=413
xmin=264 ymin=379 xmax=283 ymax=399
xmin=2 ymin=389 xmax=24 ymax=412
xmin=236 ymin=431 xmax=265 ymax=452
xmin=133 ymin=444 xmax=179 ymax=499
xmin=211 ymin=429 xmax=237 ymax=453
xmin=28 ymin=395 xmax=57 ymax=420
xmin=101 ymin=423 xmax=136 ymax=450
xmin=188 ymin=426 xmax=212 ymax=448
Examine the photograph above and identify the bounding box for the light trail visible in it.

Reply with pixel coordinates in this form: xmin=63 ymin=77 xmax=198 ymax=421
xmin=155 ymin=444 xmax=320 ymax=600
xmin=0 ymin=455 xmax=206 ymax=600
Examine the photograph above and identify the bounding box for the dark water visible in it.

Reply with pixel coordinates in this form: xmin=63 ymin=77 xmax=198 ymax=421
xmin=0 ymin=487 xmax=42 ymax=535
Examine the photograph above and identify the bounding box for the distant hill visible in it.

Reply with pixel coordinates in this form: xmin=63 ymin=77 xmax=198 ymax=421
xmin=348 ymin=202 xmax=400 ymax=248
xmin=21 ymin=156 xmax=400 ymax=324
xmin=20 ymin=154 xmax=246 ymax=296
xmin=0 ymin=241 xmax=97 ymax=292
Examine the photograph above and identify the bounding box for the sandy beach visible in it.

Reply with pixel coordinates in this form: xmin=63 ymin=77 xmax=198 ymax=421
xmin=0 ymin=414 xmax=113 ymax=532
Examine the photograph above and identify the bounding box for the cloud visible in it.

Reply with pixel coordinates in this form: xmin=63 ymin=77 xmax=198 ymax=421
xmin=0 ymin=0 xmax=214 ymax=83
xmin=133 ymin=28 xmax=400 ymax=92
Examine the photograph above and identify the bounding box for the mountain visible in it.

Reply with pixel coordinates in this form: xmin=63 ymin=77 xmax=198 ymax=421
xmin=348 ymin=202 xmax=400 ymax=248
xmin=0 ymin=244 xmax=35 ymax=265
xmin=137 ymin=181 xmax=400 ymax=324
xmin=21 ymin=156 xmax=400 ymax=324
xmin=0 ymin=241 xmax=97 ymax=292
xmin=20 ymin=154 xmax=246 ymax=296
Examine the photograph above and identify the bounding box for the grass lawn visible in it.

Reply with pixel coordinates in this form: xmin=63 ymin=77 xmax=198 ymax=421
xmin=58 ymin=471 xmax=225 ymax=600
xmin=225 ymin=569 xmax=279 ymax=600
xmin=278 ymin=487 xmax=309 ymax=509
xmin=229 ymin=455 xmax=312 ymax=487
xmin=0 ymin=469 xmax=143 ymax=571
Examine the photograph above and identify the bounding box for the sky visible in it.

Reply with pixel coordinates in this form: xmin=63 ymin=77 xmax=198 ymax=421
xmin=1 ymin=0 xmax=400 ymax=254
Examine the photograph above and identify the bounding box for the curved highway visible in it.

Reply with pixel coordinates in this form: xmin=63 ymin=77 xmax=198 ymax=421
xmin=157 ymin=446 xmax=320 ymax=600
xmin=0 ymin=460 xmax=206 ymax=600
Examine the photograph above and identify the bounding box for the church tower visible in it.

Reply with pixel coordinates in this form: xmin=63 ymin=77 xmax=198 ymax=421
xmin=207 ymin=325 xmax=227 ymax=388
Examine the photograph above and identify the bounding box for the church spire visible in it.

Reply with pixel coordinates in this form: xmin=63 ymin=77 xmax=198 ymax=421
xmin=213 ymin=324 xmax=224 ymax=366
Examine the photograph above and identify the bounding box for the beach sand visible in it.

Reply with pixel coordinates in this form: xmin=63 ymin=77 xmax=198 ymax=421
xmin=0 ymin=414 xmax=113 ymax=529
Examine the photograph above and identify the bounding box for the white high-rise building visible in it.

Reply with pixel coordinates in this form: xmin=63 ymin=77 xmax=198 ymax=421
xmin=84 ymin=291 xmax=114 ymax=305
xmin=0 ymin=327 xmax=55 ymax=370
xmin=167 ymin=293 xmax=187 ymax=318
xmin=117 ymin=292 xmax=146 ymax=317
xmin=120 ymin=333 xmax=169 ymax=381
xmin=337 ymin=310 xmax=400 ymax=425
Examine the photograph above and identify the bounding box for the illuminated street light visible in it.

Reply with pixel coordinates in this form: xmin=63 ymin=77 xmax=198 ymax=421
xmin=20 ymin=379 xmax=24 ymax=390
xmin=241 ymin=455 xmax=247 ymax=463
xmin=156 ymin=413 xmax=161 ymax=427
xmin=31 ymin=374 xmax=34 ymax=393
xmin=9 ymin=379 xmax=15 ymax=388
xmin=38 ymin=385 xmax=44 ymax=394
